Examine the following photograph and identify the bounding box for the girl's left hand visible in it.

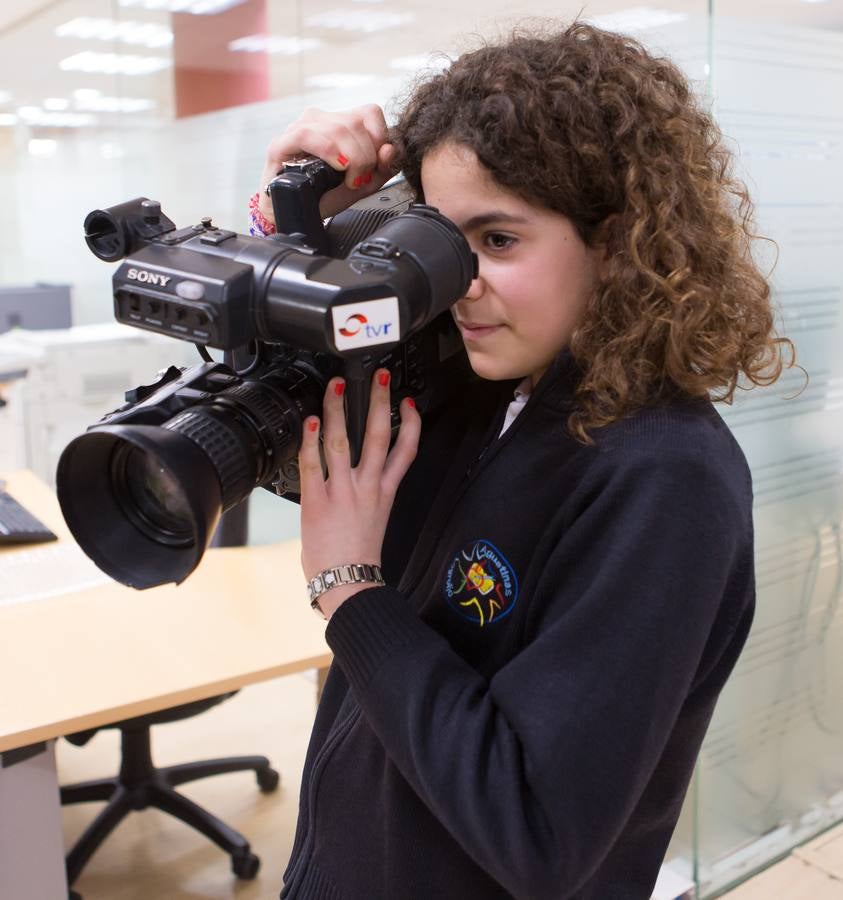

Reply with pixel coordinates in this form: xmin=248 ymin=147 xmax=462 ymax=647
xmin=298 ymin=369 xmax=420 ymax=619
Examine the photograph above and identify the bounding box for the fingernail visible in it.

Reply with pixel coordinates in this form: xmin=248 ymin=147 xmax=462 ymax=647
xmin=363 ymin=172 xmax=372 ymax=184
xmin=308 ymin=419 xmax=319 ymax=432
xmin=353 ymin=175 xmax=363 ymax=188
xmin=334 ymin=380 xmax=345 ymax=397
xmin=337 ymin=153 xmax=349 ymax=166
xmin=378 ymin=371 xmax=390 ymax=387
xmin=407 ymin=397 xmax=415 ymax=409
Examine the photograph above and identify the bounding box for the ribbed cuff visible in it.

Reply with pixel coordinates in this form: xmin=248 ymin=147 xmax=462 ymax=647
xmin=325 ymin=586 xmax=426 ymax=692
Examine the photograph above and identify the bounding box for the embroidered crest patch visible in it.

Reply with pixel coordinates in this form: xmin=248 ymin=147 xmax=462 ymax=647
xmin=443 ymin=540 xmax=519 ymax=626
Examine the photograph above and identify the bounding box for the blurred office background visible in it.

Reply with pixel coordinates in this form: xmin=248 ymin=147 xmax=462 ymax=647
xmin=0 ymin=0 xmax=841 ymax=896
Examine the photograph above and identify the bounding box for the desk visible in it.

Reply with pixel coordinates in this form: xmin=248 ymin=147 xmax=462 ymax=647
xmin=0 ymin=470 xmax=332 ymax=900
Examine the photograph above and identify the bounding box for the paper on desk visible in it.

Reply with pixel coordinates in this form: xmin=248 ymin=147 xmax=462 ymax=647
xmin=0 ymin=543 xmax=111 ymax=608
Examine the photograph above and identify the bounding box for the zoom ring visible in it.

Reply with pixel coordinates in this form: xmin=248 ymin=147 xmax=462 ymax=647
xmin=163 ymin=408 xmax=255 ymax=510
xmin=219 ymin=382 xmax=296 ymax=463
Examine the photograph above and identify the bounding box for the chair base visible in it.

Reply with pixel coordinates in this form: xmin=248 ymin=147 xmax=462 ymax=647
xmin=61 ymin=725 xmax=279 ymax=886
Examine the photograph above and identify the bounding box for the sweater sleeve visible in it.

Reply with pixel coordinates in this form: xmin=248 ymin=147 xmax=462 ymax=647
xmin=324 ymin=448 xmax=753 ymax=899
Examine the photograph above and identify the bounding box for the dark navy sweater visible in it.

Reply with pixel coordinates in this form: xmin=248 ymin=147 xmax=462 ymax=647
xmin=281 ymin=353 xmax=755 ymax=899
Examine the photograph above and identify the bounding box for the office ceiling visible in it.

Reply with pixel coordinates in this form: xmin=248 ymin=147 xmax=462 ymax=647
xmin=1 ymin=0 xmax=842 ymax=137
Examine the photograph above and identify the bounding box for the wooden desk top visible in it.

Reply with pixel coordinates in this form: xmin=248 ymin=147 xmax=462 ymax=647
xmin=0 ymin=470 xmax=332 ymax=752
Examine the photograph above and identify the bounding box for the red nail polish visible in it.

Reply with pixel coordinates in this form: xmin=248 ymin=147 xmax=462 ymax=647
xmin=337 ymin=153 xmax=349 ymax=166
xmin=353 ymin=175 xmax=362 ymax=188
xmin=378 ymin=371 xmax=390 ymax=387
xmin=308 ymin=420 xmax=318 ymax=432
xmin=407 ymin=397 xmax=415 ymax=409
xmin=363 ymin=172 xmax=372 ymax=184
xmin=334 ymin=381 xmax=345 ymax=396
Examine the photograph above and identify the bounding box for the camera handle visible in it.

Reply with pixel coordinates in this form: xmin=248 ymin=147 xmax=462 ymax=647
xmin=342 ymin=355 xmax=374 ymax=468
xmin=266 ymin=158 xmax=344 ymax=256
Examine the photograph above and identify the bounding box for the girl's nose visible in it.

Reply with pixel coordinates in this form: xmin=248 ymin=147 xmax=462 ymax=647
xmin=463 ymin=273 xmax=484 ymax=301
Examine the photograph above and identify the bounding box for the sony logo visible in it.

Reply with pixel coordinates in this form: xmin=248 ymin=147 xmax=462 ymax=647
xmin=127 ymin=268 xmax=171 ymax=287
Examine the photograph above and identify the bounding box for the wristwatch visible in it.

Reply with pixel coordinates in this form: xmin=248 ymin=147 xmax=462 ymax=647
xmin=307 ymin=563 xmax=384 ymax=617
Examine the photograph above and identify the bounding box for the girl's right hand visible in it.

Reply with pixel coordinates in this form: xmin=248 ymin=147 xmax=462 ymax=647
xmin=257 ymin=104 xmax=398 ymax=227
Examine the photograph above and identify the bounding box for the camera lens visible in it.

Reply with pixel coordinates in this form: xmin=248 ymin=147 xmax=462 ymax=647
xmin=114 ymin=445 xmax=194 ymax=546
xmin=56 ymin=425 xmax=224 ymax=589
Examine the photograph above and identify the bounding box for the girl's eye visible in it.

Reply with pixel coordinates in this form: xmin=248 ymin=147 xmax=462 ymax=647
xmin=483 ymin=232 xmax=515 ymax=251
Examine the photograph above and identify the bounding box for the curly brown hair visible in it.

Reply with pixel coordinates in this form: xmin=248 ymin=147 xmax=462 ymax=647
xmin=390 ymin=21 xmax=796 ymax=442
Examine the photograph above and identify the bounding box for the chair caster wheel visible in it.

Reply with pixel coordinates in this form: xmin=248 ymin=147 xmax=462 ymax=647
xmin=257 ymin=766 xmax=280 ymax=792
xmin=232 ymin=850 xmax=260 ymax=879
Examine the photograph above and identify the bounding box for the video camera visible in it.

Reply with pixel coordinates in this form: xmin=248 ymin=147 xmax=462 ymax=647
xmin=56 ymin=158 xmax=476 ymax=589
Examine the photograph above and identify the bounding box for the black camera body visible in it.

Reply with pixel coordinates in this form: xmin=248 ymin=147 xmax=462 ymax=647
xmin=57 ymin=160 xmax=475 ymax=589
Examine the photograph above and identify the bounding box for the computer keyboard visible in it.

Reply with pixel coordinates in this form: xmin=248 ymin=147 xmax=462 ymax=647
xmin=0 ymin=489 xmax=57 ymax=545
xmin=0 ymin=542 xmax=111 ymax=608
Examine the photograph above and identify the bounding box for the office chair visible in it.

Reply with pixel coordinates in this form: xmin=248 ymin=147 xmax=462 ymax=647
xmin=60 ymin=500 xmax=280 ymax=889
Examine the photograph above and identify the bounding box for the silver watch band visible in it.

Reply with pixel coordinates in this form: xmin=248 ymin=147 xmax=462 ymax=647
xmin=307 ymin=563 xmax=384 ymax=616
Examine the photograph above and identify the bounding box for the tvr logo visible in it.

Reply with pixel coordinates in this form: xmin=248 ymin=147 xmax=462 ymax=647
xmin=338 ymin=313 xmax=393 ymax=340
xmin=126 ymin=268 xmax=171 ymax=287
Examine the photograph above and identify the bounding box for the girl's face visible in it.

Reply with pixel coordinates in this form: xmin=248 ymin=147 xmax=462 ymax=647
xmin=421 ymin=142 xmax=601 ymax=386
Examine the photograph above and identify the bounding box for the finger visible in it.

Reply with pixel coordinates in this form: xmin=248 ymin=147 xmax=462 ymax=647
xmin=376 ymin=143 xmax=397 ymax=180
xmin=333 ymin=123 xmax=377 ymax=191
xmin=382 ymin=397 xmax=421 ymax=495
xmin=359 ymin=369 xmax=394 ymax=480
xmin=321 ymin=377 xmax=352 ymax=485
xmin=358 ymin=103 xmax=388 ymax=145
xmin=298 ymin=416 xmax=325 ymax=500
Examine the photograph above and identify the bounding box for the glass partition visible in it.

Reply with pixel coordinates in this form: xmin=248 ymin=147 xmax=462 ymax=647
xmin=687 ymin=4 xmax=843 ymax=895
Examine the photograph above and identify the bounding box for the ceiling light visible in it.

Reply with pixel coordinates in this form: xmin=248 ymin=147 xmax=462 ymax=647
xmin=305 ymin=9 xmax=415 ymax=33
xmin=305 ymin=73 xmax=378 ymax=89
xmin=56 ymin=17 xmax=173 ymax=49
xmin=74 ymin=94 xmax=156 ymax=113
xmin=0 ymin=113 xmax=18 ymax=126
xmin=587 ymin=7 xmax=688 ymax=32
xmin=228 ymin=35 xmax=322 ymax=54
xmin=118 ymin=0 xmax=248 ymax=14
xmin=18 ymin=108 xmax=97 ymax=127
xmin=44 ymin=98 xmax=70 ymax=111
xmin=59 ymin=52 xmax=171 ymax=76
xmin=100 ymin=142 xmax=125 ymax=159
xmin=29 ymin=139 xmax=58 ymax=158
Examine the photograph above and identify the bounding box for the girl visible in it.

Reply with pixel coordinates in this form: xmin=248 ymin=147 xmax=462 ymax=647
xmin=249 ymin=21 xmax=793 ymax=900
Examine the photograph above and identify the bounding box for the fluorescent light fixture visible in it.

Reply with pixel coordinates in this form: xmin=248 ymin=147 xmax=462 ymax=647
xmin=56 ymin=17 xmax=173 ymax=49
xmin=44 ymin=98 xmax=70 ymax=111
xmin=100 ymin=142 xmax=125 ymax=159
xmin=59 ymin=52 xmax=171 ymax=76
xmin=118 ymin=0 xmax=248 ymax=14
xmin=228 ymin=34 xmax=322 ymax=55
xmin=73 ymin=88 xmax=102 ymax=101
xmin=0 ymin=113 xmax=18 ymax=126
xmin=74 ymin=94 xmax=155 ymax=113
xmin=18 ymin=106 xmax=98 ymax=127
xmin=305 ymin=73 xmax=378 ymax=89
xmin=587 ymin=7 xmax=688 ymax=32
xmin=389 ymin=54 xmax=450 ymax=72
xmin=29 ymin=139 xmax=58 ymax=158
xmin=305 ymin=9 xmax=415 ymax=33
xmin=800 ymin=0 xmax=830 ymax=4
